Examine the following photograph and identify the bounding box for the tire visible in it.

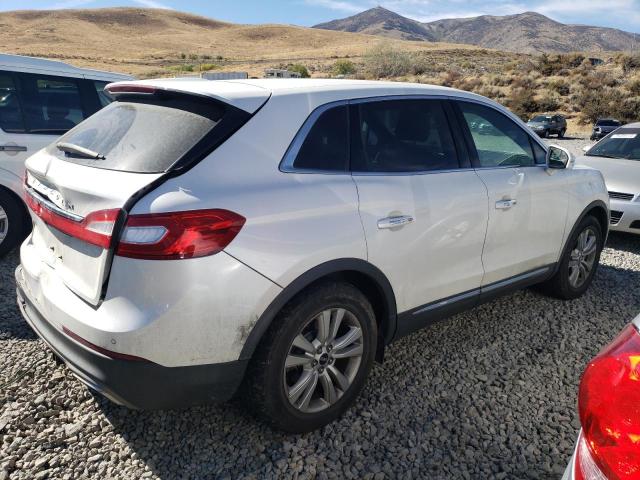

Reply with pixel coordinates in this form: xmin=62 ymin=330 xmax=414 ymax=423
xmin=558 ymin=128 xmax=566 ymax=138
xmin=539 ymin=215 xmax=603 ymax=300
xmin=542 ymin=129 xmax=549 ymax=138
xmin=0 ymin=189 xmax=29 ymax=258
xmin=243 ymin=281 xmax=377 ymax=433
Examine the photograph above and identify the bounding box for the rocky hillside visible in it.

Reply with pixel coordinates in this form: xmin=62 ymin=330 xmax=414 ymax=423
xmin=314 ymin=7 xmax=639 ymax=53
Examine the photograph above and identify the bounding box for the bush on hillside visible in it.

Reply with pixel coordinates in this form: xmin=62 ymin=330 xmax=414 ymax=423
xmin=332 ymin=59 xmax=356 ymax=76
xmin=363 ymin=43 xmax=412 ymax=78
xmin=288 ymin=63 xmax=310 ymax=78
xmin=507 ymin=88 xmax=538 ymax=120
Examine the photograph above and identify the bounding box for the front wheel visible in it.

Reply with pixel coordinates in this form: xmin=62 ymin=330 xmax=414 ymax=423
xmin=243 ymin=282 xmax=377 ymax=433
xmin=539 ymin=215 xmax=603 ymax=300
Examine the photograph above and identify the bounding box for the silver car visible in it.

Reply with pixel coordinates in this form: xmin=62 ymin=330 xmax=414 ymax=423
xmin=579 ymin=123 xmax=640 ymax=234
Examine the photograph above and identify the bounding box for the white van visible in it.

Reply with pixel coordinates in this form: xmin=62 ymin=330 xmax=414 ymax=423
xmin=0 ymin=54 xmax=132 ymax=256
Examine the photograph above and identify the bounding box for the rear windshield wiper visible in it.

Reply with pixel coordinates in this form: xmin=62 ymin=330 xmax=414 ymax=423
xmin=56 ymin=142 xmax=105 ymax=160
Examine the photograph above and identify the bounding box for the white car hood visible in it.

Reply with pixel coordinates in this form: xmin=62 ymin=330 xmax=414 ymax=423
xmin=576 ymin=155 xmax=640 ymax=195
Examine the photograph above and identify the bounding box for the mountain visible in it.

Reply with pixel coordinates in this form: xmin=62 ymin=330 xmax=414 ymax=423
xmin=313 ymin=6 xmax=435 ymax=42
xmin=313 ymin=7 xmax=640 ymax=53
xmin=0 ymin=7 xmax=469 ymax=77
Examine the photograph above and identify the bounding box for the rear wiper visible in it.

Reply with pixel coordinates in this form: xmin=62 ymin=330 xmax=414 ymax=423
xmin=56 ymin=142 xmax=105 ymax=160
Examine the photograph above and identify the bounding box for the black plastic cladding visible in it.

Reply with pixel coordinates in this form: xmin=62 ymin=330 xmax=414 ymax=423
xmin=96 ymin=89 xmax=269 ymax=305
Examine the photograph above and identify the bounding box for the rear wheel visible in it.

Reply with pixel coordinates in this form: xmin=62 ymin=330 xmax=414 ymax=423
xmin=0 ymin=190 xmax=29 ymax=258
xmin=558 ymin=128 xmax=566 ymax=138
xmin=539 ymin=215 xmax=603 ymax=299
xmin=244 ymin=282 xmax=377 ymax=433
xmin=542 ymin=129 xmax=549 ymax=138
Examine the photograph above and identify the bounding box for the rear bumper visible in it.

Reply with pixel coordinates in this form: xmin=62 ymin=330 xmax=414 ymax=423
xmin=16 ymin=266 xmax=247 ymax=410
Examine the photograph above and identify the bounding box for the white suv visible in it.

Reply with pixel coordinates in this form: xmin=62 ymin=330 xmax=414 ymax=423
xmin=16 ymin=79 xmax=609 ymax=432
xmin=0 ymin=54 xmax=131 ymax=256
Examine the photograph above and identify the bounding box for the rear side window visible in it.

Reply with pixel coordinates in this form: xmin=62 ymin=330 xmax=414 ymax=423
xmin=458 ymin=101 xmax=535 ymax=168
xmin=0 ymin=73 xmax=25 ymax=133
xmin=48 ymin=99 xmax=223 ymax=173
xmin=293 ymin=105 xmax=348 ymax=171
xmin=351 ymin=99 xmax=459 ymax=173
xmin=17 ymin=73 xmax=86 ymax=133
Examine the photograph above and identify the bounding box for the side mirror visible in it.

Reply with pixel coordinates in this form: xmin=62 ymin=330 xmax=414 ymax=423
xmin=547 ymin=144 xmax=573 ymax=169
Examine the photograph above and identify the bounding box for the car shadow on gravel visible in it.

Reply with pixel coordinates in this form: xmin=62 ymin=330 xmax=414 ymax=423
xmin=606 ymin=232 xmax=640 ymax=254
xmin=0 ymin=250 xmax=36 ymax=341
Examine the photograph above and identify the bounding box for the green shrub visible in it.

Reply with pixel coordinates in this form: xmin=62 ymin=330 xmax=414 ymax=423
xmin=628 ymin=78 xmax=640 ymax=96
xmin=199 ymin=63 xmax=219 ymax=72
xmin=548 ymin=79 xmax=570 ymax=96
xmin=363 ymin=43 xmax=412 ymax=78
xmin=508 ymin=88 xmax=538 ymax=120
xmin=537 ymin=96 xmax=560 ymax=112
xmin=288 ymin=63 xmax=310 ymax=78
xmin=332 ymin=59 xmax=356 ymax=76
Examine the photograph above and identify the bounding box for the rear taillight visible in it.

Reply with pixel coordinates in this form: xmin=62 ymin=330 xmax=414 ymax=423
xmin=116 ymin=209 xmax=245 ymax=260
xmin=576 ymin=323 xmax=640 ymax=480
xmin=25 ymin=191 xmax=120 ymax=249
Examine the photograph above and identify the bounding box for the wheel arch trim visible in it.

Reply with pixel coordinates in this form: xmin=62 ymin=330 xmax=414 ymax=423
xmin=238 ymin=258 xmax=398 ymax=361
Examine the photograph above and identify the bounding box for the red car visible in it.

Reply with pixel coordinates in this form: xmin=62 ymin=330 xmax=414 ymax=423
xmin=564 ymin=318 xmax=640 ymax=479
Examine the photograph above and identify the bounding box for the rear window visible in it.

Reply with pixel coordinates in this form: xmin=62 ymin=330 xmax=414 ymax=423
xmin=48 ymin=100 xmax=222 ymax=173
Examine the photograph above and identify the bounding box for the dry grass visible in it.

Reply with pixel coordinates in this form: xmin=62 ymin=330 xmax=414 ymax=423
xmin=0 ymin=7 xmax=479 ymax=78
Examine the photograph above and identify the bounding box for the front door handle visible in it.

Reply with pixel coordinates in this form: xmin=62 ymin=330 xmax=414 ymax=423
xmin=377 ymin=215 xmax=414 ymax=229
xmin=0 ymin=144 xmax=27 ymax=152
xmin=495 ymin=199 xmax=517 ymax=210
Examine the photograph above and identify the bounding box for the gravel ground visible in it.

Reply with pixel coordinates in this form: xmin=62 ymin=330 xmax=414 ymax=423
xmin=1 ymin=135 xmax=635 ymax=480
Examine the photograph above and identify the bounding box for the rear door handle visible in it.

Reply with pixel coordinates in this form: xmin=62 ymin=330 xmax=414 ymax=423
xmin=0 ymin=145 xmax=27 ymax=152
xmin=495 ymin=199 xmax=517 ymax=210
xmin=377 ymin=215 xmax=414 ymax=229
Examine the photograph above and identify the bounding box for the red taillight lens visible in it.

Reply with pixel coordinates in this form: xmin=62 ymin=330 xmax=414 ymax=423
xmin=577 ymin=323 xmax=640 ymax=480
xmin=116 ymin=209 xmax=245 ymax=260
xmin=25 ymin=191 xmax=120 ymax=249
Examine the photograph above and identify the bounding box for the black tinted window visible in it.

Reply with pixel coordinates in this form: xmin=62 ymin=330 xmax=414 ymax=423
xmin=0 ymin=73 xmax=25 ymax=133
xmin=293 ymin=105 xmax=348 ymax=171
xmin=587 ymin=129 xmax=640 ymax=160
xmin=48 ymin=100 xmax=222 ymax=173
xmin=17 ymin=73 xmax=85 ymax=134
xmin=596 ymin=119 xmax=620 ymax=127
xmin=458 ymin=101 xmax=535 ymax=167
xmin=351 ymin=100 xmax=458 ymax=172
xmin=531 ymin=140 xmax=547 ymax=165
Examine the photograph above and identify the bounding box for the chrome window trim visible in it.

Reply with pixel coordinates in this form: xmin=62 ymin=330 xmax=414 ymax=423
xmin=25 ymin=187 xmax=84 ymax=222
xmin=279 ymin=93 xmax=549 ymax=175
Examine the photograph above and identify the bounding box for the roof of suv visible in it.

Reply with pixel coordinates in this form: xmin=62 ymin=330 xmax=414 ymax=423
xmin=109 ymin=77 xmax=482 ymax=114
xmin=0 ymin=53 xmax=133 ymax=81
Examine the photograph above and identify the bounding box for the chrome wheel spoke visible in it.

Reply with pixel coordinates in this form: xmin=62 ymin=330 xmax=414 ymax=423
xmin=332 ymin=343 xmax=363 ymax=359
xmin=316 ymin=310 xmax=331 ymax=344
xmin=319 ymin=371 xmax=338 ymax=404
xmin=285 ymin=353 xmax=314 ymax=368
xmin=333 ymin=326 xmax=362 ymax=350
xmin=328 ymin=365 xmax=350 ymax=392
xmin=288 ymin=369 xmax=315 ymax=404
xmin=583 ymin=235 xmax=597 ymax=256
xmin=292 ymin=334 xmax=315 ymax=354
xmin=569 ymin=266 xmax=580 ymax=286
xmin=328 ymin=308 xmax=345 ymax=344
xmin=297 ymin=371 xmax=319 ymax=411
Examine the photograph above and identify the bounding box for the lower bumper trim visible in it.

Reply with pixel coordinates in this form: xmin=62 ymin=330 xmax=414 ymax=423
xmin=15 ymin=266 xmax=248 ymax=410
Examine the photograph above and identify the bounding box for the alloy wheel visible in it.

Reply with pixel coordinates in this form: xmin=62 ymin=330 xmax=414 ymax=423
xmin=283 ymin=307 xmax=364 ymax=413
xmin=0 ymin=205 xmax=8 ymax=246
xmin=568 ymin=227 xmax=598 ymax=289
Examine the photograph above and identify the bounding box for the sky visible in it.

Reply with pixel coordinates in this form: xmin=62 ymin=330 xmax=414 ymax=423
xmin=1 ymin=0 xmax=639 ymax=33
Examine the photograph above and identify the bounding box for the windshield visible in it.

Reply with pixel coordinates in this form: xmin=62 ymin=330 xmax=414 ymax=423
xmin=596 ymin=119 xmax=620 ymax=127
xmin=47 ymin=100 xmax=223 ymax=173
xmin=530 ymin=116 xmax=551 ymax=122
xmin=586 ymin=129 xmax=640 ymax=160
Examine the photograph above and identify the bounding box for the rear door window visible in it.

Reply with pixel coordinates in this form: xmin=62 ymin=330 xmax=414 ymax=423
xmin=0 ymin=73 xmax=25 ymax=133
xmin=48 ymin=98 xmax=224 ymax=173
xmin=351 ymin=99 xmax=459 ymax=173
xmin=16 ymin=73 xmax=86 ymax=134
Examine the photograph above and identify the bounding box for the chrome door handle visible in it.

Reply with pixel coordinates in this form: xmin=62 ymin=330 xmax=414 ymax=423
xmin=0 ymin=145 xmax=27 ymax=152
xmin=377 ymin=215 xmax=414 ymax=229
xmin=495 ymin=199 xmax=517 ymax=210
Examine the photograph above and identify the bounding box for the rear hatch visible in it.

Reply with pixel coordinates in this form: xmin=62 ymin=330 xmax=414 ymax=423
xmin=23 ymin=81 xmax=268 ymax=306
